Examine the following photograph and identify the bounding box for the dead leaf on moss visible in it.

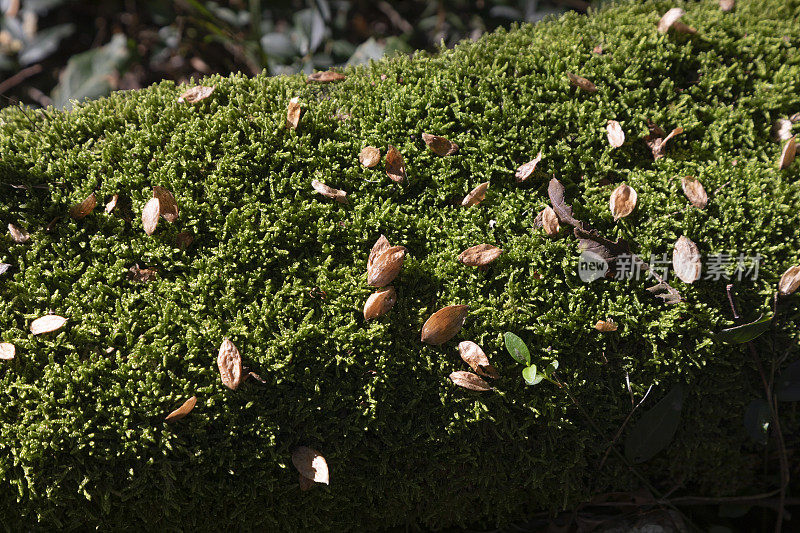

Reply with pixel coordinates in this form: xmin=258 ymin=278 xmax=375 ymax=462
xmin=421 ymin=305 xmax=468 ymax=345
xmin=153 ymin=186 xmax=179 ymax=222
xmin=0 ymin=263 xmax=10 ymax=276
xmin=8 ymin=223 xmax=29 ymax=243
xmin=537 ymin=206 xmax=560 ymax=236
xmin=645 ymin=124 xmax=683 ymax=160
xmin=673 ymin=236 xmax=701 ymax=284
xmin=548 ymin=178 xmax=584 ymax=228
xmin=367 ymin=235 xmax=391 ymax=272
xmin=311 ymin=180 xmax=348 ymax=203
xmin=367 ymin=246 xmax=406 ymax=287
xmin=607 ymin=120 xmax=625 ymax=148
xmin=142 ymin=197 xmax=161 ymax=235
xmin=177 ymin=85 xmax=215 ymax=103
xmin=30 ymin=314 xmax=67 ymax=335
xmin=286 ymin=97 xmax=302 ymax=130
xmin=299 ymin=473 xmax=315 ymax=491
xmin=359 ymin=146 xmax=380 ymax=168
xmin=422 ymin=133 xmax=459 ymax=156
xmin=567 ymin=71 xmax=597 ymax=93
xmin=657 ymin=8 xmax=697 ymax=34
xmin=609 ymin=184 xmax=637 ymax=220
xmin=363 ymin=286 xmax=397 ymax=320
xmin=127 ymin=264 xmax=158 ymax=282
xmin=385 ymin=145 xmax=406 ymax=183
xmin=778 ymin=266 xmax=800 ymax=296
xmin=719 ymin=0 xmax=734 ymax=11
xmin=449 ymin=371 xmax=491 ymax=391
xmin=0 ymin=342 xmax=15 ymax=360
xmin=69 ymin=192 xmax=97 ymax=219
xmin=515 ymin=151 xmax=543 ymax=182
xmin=595 ymin=320 xmax=618 ymax=332
xmin=165 ymin=396 xmax=197 ymax=423
xmin=458 ymin=244 xmax=502 ymax=267
xmin=105 ymin=194 xmax=118 ymax=213
xmin=462 ymin=182 xmax=489 ymax=207
xmin=307 ymin=70 xmax=345 ymax=83
xmin=292 ymin=446 xmax=329 ymax=485
xmin=218 ymin=338 xmax=243 ymax=390
xmin=458 ymin=341 xmax=499 ymax=379
xmin=681 ymin=176 xmax=708 ymax=209
xmin=771 ymin=119 xmax=793 ymax=142
xmin=778 ymin=136 xmax=796 ymax=169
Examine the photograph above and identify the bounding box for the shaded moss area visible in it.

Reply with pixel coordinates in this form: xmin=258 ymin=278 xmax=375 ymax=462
xmin=1 ymin=0 xmax=800 ymax=530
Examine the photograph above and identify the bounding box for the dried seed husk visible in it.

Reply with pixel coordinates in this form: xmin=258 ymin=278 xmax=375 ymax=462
xmin=359 ymin=146 xmax=380 ymax=168
xmin=385 ymin=145 xmax=406 ymax=183
xmin=0 ymin=342 xmax=15 ymax=360
xmin=153 ymin=186 xmax=179 ymax=222
xmin=176 ymin=231 xmax=194 ymax=249
xmin=299 ymin=473 xmax=315 ymax=491
xmin=8 ymin=223 xmax=30 ymax=243
xmin=286 ymin=96 xmax=302 ymax=130
xmin=594 ymin=320 xmax=618 ymax=332
xmin=69 ymin=192 xmax=97 ymax=219
xmin=515 ymin=151 xmax=543 ymax=182
xmin=449 ymin=371 xmax=491 ymax=391
xmin=142 ymin=197 xmax=161 ymax=235
xmin=367 ymin=246 xmax=406 ymax=287
xmin=217 ymin=338 xmax=243 ymax=390
xmin=458 ymin=341 xmax=499 ymax=379
xmin=771 ymin=119 xmax=793 ymax=142
xmin=30 ymin=315 xmax=67 ymax=335
xmin=105 ymin=194 xmax=119 ymax=213
xmin=422 ymin=133 xmax=458 ymax=156
xmin=779 ymin=136 xmax=796 ymax=169
xmin=307 ymin=71 xmax=345 ymax=83
xmin=681 ymin=176 xmax=708 ymax=209
xmin=127 ymin=264 xmax=158 ymax=282
xmin=292 ymin=446 xmax=330 ymax=485
xmin=607 ymin=120 xmax=625 ymax=148
xmin=646 ymin=126 xmax=683 ymax=160
xmin=778 ymin=266 xmax=800 ymax=296
xmin=0 ymin=263 xmax=10 ymax=276
xmin=719 ymin=0 xmax=734 ymax=11
xmin=567 ymin=72 xmax=597 ymax=93
xmin=541 ymin=206 xmax=560 ymax=236
xmin=311 ymin=180 xmax=348 ymax=203
xmin=673 ymin=236 xmax=702 ymax=284
xmin=177 ymin=85 xmax=215 ymax=103
xmin=458 ymin=244 xmax=502 ymax=267
xmin=165 ymin=396 xmax=197 ymax=423
xmin=421 ymin=305 xmax=468 ymax=345
xmin=363 ymin=286 xmax=397 ymax=320
xmin=609 ymin=183 xmax=637 ymax=220
xmin=367 ymin=235 xmax=391 ymax=271
xmin=462 ymin=182 xmax=489 ymax=207
xmin=658 ymin=8 xmax=696 ymax=34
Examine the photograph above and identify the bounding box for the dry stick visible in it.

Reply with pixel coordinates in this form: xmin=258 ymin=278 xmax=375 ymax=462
xmin=598 ymin=384 xmax=653 ymax=471
xmin=0 ymin=64 xmax=42 ymax=95
xmin=726 ymin=284 xmax=789 ymax=533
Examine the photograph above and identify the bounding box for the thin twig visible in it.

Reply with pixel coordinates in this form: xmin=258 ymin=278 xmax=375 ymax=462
xmin=598 ymin=383 xmax=653 ymax=471
xmin=0 ymin=64 xmax=42 ymax=95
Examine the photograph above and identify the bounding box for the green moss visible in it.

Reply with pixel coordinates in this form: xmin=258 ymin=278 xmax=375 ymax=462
xmin=2 ymin=0 xmax=800 ymax=529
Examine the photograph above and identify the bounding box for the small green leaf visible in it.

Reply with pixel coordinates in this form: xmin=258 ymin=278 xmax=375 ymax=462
xmin=504 ymin=332 xmax=530 ymax=365
xmin=743 ymin=399 xmax=770 ymax=445
xmin=624 ymin=384 xmax=684 ymax=464
xmin=521 ymin=365 xmax=537 ymax=385
xmin=716 ymin=315 xmax=772 ymax=344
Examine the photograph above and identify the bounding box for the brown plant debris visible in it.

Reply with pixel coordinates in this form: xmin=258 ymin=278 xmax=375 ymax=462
xmin=286 ymin=97 xmax=302 ymax=130
xmin=422 ymin=133 xmax=459 ymax=156
xmin=8 ymin=223 xmax=30 ymax=243
xmin=515 ymin=151 xmax=543 ymax=182
xmin=458 ymin=244 xmax=502 ymax=267
xmin=30 ymin=315 xmax=67 ymax=335
xmin=217 ymin=338 xmax=243 ymax=390
xmin=595 ymin=320 xmax=618 ymax=332
xmin=153 ymin=186 xmax=179 ymax=222
xmin=367 ymin=235 xmax=391 ymax=272
xmin=69 ymin=192 xmax=97 ymax=219
xmin=127 ymin=264 xmax=158 ymax=282
xmin=607 ymin=120 xmax=625 ymax=148
xmin=363 ymin=286 xmax=397 ymax=320
xmin=359 ymin=146 xmax=380 ymax=168
xmin=165 ymin=396 xmax=198 ymax=423
xmin=311 ymin=180 xmax=348 ymax=203
xmin=105 ymin=194 xmax=119 ymax=213
xmin=645 ymin=123 xmax=684 ymax=160
xmin=672 ymin=236 xmax=702 ymax=284
xmin=176 ymin=231 xmax=194 ymax=249
xmin=462 ymin=182 xmax=489 ymax=207
xmin=292 ymin=446 xmax=330 ymax=485
xmin=609 ymin=183 xmax=637 ymax=220
xmin=142 ymin=197 xmax=160 ymax=235
xmin=385 ymin=145 xmax=406 ymax=183
xmin=778 ymin=136 xmax=796 ymax=169
xmin=681 ymin=176 xmax=708 ymax=209
xmin=771 ymin=119 xmax=793 ymax=142
xmin=0 ymin=342 xmax=15 ymax=360
xmin=719 ymin=0 xmax=734 ymax=11
xmin=421 ymin=305 xmax=468 ymax=345
xmin=307 ymin=71 xmax=345 ymax=83
xmin=657 ymin=8 xmax=697 ymax=34
xmin=367 ymin=246 xmax=406 ymax=287
xmin=458 ymin=341 xmax=499 ymax=379
xmin=177 ymin=85 xmax=215 ymax=103
xmin=449 ymin=371 xmax=491 ymax=391
xmin=778 ymin=266 xmax=800 ymax=296
xmin=567 ymin=71 xmax=598 ymax=93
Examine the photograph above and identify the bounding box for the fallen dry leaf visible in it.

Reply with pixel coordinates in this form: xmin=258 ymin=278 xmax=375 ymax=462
xmin=458 ymin=341 xmax=499 ymax=379
xmin=8 ymin=223 xmax=30 ymax=243
xmin=385 ymin=145 xmax=406 ymax=183
xmin=359 ymin=146 xmax=380 ymax=168
xmin=462 ymin=182 xmax=489 ymax=207
xmin=0 ymin=263 xmax=10 ymax=276
xmin=363 ymin=286 xmax=397 ymax=320
xmin=105 ymin=194 xmax=119 ymax=213
xmin=165 ymin=396 xmax=197 ymax=423
xmin=367 ymin=246 xmax=406 ymax=287
xmin=367 ymin=235 xmax=391 ymax=272
xmin=449 ymin=371 xmax=491 ymax=391
xmin=645 ymin=124 xmax=683 ymax=160
xmin=142 ymin=197 xmax=160 ymax=235
xmin=778 ymin=266 xmax=800 ymax=296
xmin=778 ymin=136 xmax=796 ymax=169
xmin=567 ymin=72 xmax=597 ymax=93
xmin=177 ymin=85 xmax=215 ymax=103
xmin=673 ymin=236 xmax=701 ymax=284
xmin=30 ymin=315 xmax=67 ymax=335
xmin=292 ymin=446 xmax=330 ymax=485
xmin=594 ymin=320 xmax=618 ymax=332
xmin=311 ymin=180 xmax=347 ymax=204
xmin=607 ymin=120 xmax=625 ymax=148
xmin=681 ymin=176 xmax=708 ymax=209
xmin=299 ymin=473 xmax=315 ymax=491
xmin=127 ymin=264 xmax=158 ymax=282
xmin=153 ymin=186 xmax=179 ymax=222
xmin=422 ymin=133 xmax=459 ymax=156
xmin=218 ymin=338 xmax=243 ymax=390
xmin=548 ymin=178 xmax=584 ymax=228
xmin=0 ymin=342 xmax=15 ymax=360
xmin=307 ymin=71 xmax=345 ymax=83
xmin=69 ymin=192 xmax=97 ymax=220
xmin=771 ymin=119 xmax=793 ymax=142
xmin=458 ymin=244 xmax=502 ymax=267
xmin=657 ymin=8 xmax=697 ymax=34
xmin=286 ymin=97 xmax=302 ymax=130
xmin=719 ymin=0 xmax=734 ymax=11
xmin=515 ymin=151 xmax=543 ymax=182
xmin=421 ymin=305 xmax=468 ymax=345
xmin=541 ymin=206 xmax=560 ymax=236
xmin=609 ymin=183 xmax=637 ymax=220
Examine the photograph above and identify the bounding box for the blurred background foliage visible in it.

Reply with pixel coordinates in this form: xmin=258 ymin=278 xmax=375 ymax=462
xmin=0 ymin=0 xmax=589 ymax=109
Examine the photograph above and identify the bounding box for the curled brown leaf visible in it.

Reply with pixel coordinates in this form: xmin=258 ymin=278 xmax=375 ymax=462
xmin=609 ymin=183 xmax=637 ymax=220
xmin=719 ymin=0 xmax=734 ymax=11
xmin=292 ymin=446 xmax=330 ymax=484
xmin=672 ymin=236 xmax=701 ymax=284
xmin=105 ymin=194 xmax=119 ymax=214
xmin=540 ymin=206 xmax=560 ymax=236
xmin=30 ymin=315 xmax=67 ymax=335
xmin=458 ymin=244 xmax=502 ymax=267
xmin=778 ymin=136 xmax=796 ymax=169
xmin=363 ymin=286 xmax=397 ymax=320
xmin=127 ymin=264 xmax=158 ymax=282
xmin=307 ymin=71 xmax=345 ymax=83
xmin=458 ymin=341 xmax=499 ymax=379
xmin=217 ymin=338 xmax=243 ymax=390
xmin=286 ymin=96 xmax=302 ymax=130
xmin=657 ymin=8 xmax=697 ymax=34
xmin=462 ymin=182 xmax=489 ymax=207
xmin=165 ymin=396 xmax=198 ymax=423
xmin=8 ymin=223 xmax=30 ymax=243
xmin=69 ymin=192 xmax=97 ymax=220
xmin=385 ymin=145 xmax=406 ymax=183
xmin=153 ymin=186 xmax=179 ymax=222
xmin=0 ymin=342 xmax=15 ymax=360
xmin=778 ymin=266 xmax=800 ymax=296
xmin=449 ymin=371 xmax=491 ymax=391
xmin=367 ymin=235 xmax=391 ymax=272
xmin=515 ymin=151 xmax=543 ymax=182
xmin=177 ymin=85 xmax=215 ymax=103
xmin=311 ymin=180 xmax=348 ymax=203
xmin=594 ymin=320 xmax=618 ymax=332
xmin=142 ymin=197 xmax=161 ymax=235
xmin=771 ymin=119 xmax=793 ymax=142
xmin=367 ymin=246 xmax=406 ymax=287
xmin=422 ymin=133 xmax=459 ymax=156
xmin=607 ymin=120 xmax=625 ymax=148
xmin=567 ymin=72 xmax=597 ymax=93
xmin=359 ymin=146 xmax=380 ymax=168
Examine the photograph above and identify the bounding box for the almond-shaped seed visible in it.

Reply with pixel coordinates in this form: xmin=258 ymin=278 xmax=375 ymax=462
xmin=422 ymin=133 xmax=458 ymax=156
xmin=0 ymin=342 xmax=15 ymax=360
xmin=177 ymin=85 xmax=215 ymax=103
xmin=515 ymin=151 xmax=543 ymax=182
xmin=218 ymin=338 xmax=243 ymax=390
xmin=607 ymin=120 xmax=625 ymax=148
xmin=567 ymin=72 xmax=597 ymax=93
xmin=681 ymin=176 xmax=708 ymax=209
xmin=367 ymin=246 xmax=406 ymax=287
xmin=8 ymin=223 xmax=30 ymax=243
xmin=311 ymin=180 xmax=347 ymax=204
xmin=594 ymin=320 xmax=618 ymax=332
xmin=779 ymin=136 xmax=796 ymax=169
xmin=307 ymin=71 xmax=345 ymax=83
xmin=458 ymin=244 xmax=502 ymax=267
xmin=142 ymin=197 xmax=161 ymax=235
xmin=719 ymin=0 xmax=734 ymax=11
xmin=367 ymin=235 xmax=391 ymax=271
xmin=105 ymin=194 xmax=119 ymax=213
xmin=449 ymin=371 xmax=491 ymax=391
xmin=541 ymin=206 xmax=560 ymax=236
xmin=69 ymin=192 xmax=97 ymax=219
xmin=673 ymin=236 xmax=702 ymax=284
xmin=385 ymin=145 xmax=406 ymax=183
xmin=778 ymin=266 xmax=800 ymax=296
xmin=609 ymin=183 xmax=637 ymax=220
xmin=421 ymin=305 xmax=468 ymax=345
xmin=658 ymin=8 xmax=686 ymax=33
xmin=771 ymin=119 xmax=793 ymax=142
xmin=458 ymin=341 xmax=499 ymax=379
xmin=363 ymin=286 xmax=397 ymax=320
xmin=165 ymin=396 xmax=198 ymax=423
xmin=359 ymin=146 xmax=380 ymax=168
xmin=153 ymin=186 xmax=179 ymax=222
xmin=292 ymin=446 xmax=330 ymax=485
xmin=286 ymin=97 xmax=302 ymax=130
xmin=462 ymin=182 xmax=489 ymax=207
xmin=30 ymin=315 xmax=67 ymax=335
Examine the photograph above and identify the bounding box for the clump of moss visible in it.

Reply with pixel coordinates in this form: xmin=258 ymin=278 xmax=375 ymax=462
xmin=1 ymin=0 xmax=799 ymax=530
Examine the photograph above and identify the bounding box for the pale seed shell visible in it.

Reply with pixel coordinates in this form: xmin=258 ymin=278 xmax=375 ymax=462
xmin=567 ymin=72 xmax=597 ymax=93
xmin=165 ymin=396 xmax=198 ymax=423
xmin=673 ymin=236 xmax=702 ymax=284
xmin=422 ymin=133 xmax=458 ymax=156
xmin=367 ymin=235 xmax=391 ymax=271
xmin=719 ymin=0 xmax=734 ymax=11
xmin=8 ymin=223 xmax=30 ymax=243
xmin=779 ymin=136 xmax=796 ymax=169
xmin=681 ymin=176 xmax=708 ymax=209
xmin=541 ymin=206 xmax=560 ymax=236
xmin=367 ymin=246 xmax=406 ymax=287
xmin=609 ymin=183 xmax=637 ymax=220
xmin=594 ymin=320 xmax=618 ymax=332
xmin=105 ymin=194 xmax=119 ymax=213
xmin=153 ymin=186 xmax=179 ymax=222
xmin=69 ymin=192 xmax=97 ymax=220
xmin=449 ymin=371 xmax=491 ymax=391
xmin=771 ymin=119 xmax=793 ymax=142
xmin=30 ymin=315 xmax=67 ymax=335
xmin=515 ymin=151 xmax=543 ymax=182
xmin=421 ymin=305 xmax=468 ymax=345
xmin=0 ymin=342 xmax=15 ymax=360
xmin=778 ymin=266 xmax=800 ymax=296
xmin=658 ymin=8 xmax=686 ymax=33
xmin=311 ymin=180 xmax=347 ymax=204
xmin=458 ymin=341 xmax=499 ymax=379
xmin=177 ymin=85 xmax=215 ymax=103
xmin=607 ymin=120 xmax=625 ymax=148
xmin=292 ymin=446 xmax=330 ymax=485
xmin=359 ymin=146 xmax=380 ymax=168
xmin=307 ymin=71 xmax=345 ymax=83
xmin=385 ymin=145 xmax=406 ymax=183
xmin=462 ymin=182 xmax=489 ymax=207
xmin=286 ymin=96 xmax=302 ymax=130
xmin=363 ymin=286 xmax=397 ymax=320
xmin=142 ymin=197 xmax=161 ymax=235
xmin=458 ymin=244 xmax=502 ymax=267
xmin=217 ymin=338 xmax=243 ymax=390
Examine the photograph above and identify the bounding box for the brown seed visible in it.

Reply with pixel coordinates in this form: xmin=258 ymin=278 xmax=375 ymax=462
xmin=165 ymin=396 xmax=198 ymax=423
xmin=217 ymin=338 xmax=243 ymax=390
xmin=515 ymin=151 xmax=543 ymax=182
xmin=719 ymin=0 xmax=734 ymax=11
xmin=359 ymin=146 xmax=380 ymax=168
xmin=69 ymin=192 xmax=97 ymax=220
xmin=646 ymin=126 xmax=684 ymax=160
xmin=567 ymin=72 xmax=597 ymax=93
xmin=8 ymin=223 xmax=30 ymax=243
xmin=286 ymin=96 xmax=302 ymax=130
xmin=153 ymin=186 xmax=179 ymax=222
xmin=458 ymin=341 xmax=499 ymax=379
xmin=30 ymin=315 xmax=67 ymax=335
xmin=778 ymin=266 xmax=800 ymax=296
xmin=299 ymin=473 xmax=315 ymax=491
xmin=681 ymin=176 xmax=708 ymax=209
xmin=363 ymin=286 xmax=397 ymax=320
xmin=541 ymin=206 xmax=560 ymax=236
xmin=311 ymin=180 xmax=348 ymax=204
xmin=607 ymin=120 xmax=625 ymax=148
xmin=458 ymin=244 xmax=502 ymax=267
xmin=292 ymin=446 xmax=330 ymax=485
xmin=771 ymin=119 xmax=793 ymax=142
xmin=449 ymin=371 xmax=491 ymax=391
xmin=0 ymin=342 xmax=15 ymax=360
xmin=421 ymin=305 xmax=469 ymax=345
xmin=778 ymin=136 xmax=796 ymax=169
xmin=385 ymin=145 xmax=406 ymax=183
xmin=658 ymin=8 xmax=696 ymax=34
xmin=672 ymin=236 xmax=701 ymax=284
xmin=462 ymin=182 xmax=489 ymax=207
xmin=307 ymin=71 xmax=345 ymax=83
xmin=367 ymin=246 xmax=406 ymax=287
xmin=367 ymin=235 xmax=391 ymax=272
xmin=177 ymin=85 xmax=215 ymax=103
xmin=422 ymin=133 xmax=459 ymax=156
xmin=105 ymin=194 xmax=119 ymax=213
xmin=142 ymin=197 xmax=161 ymax=235
xmin=609 ymin=183 xmax=637 ymax=220
xmin=176 ymin=231 xmax=194 ymax=249
xmin=594 ymin=320 xmax=618 ymax=332
xmin=127 ymin=264 xmax=158 ymax=282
